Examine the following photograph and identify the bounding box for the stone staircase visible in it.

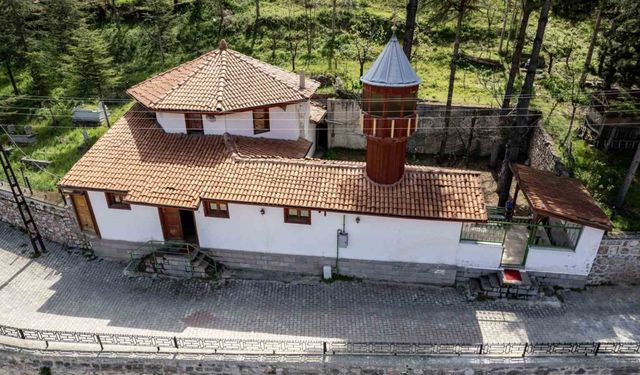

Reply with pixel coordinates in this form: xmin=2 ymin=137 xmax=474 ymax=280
xmin=124 ymin=241 xmax=219 ymax=280
xmin=466 ymin=270 xmax=542 ymax=300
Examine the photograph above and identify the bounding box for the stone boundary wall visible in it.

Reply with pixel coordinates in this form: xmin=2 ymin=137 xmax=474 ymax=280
xmin=2 ymin=344 xmax=640 ymax=375
xmin=527 ymin=126 xmax=569 ymax=176
xmin=326 ymin=99 xmax=517 ymax=156
xmin=588 ymin=233 xmax=640 ymax=285
xmin=0 ymin=186 xmax=84 ymax=248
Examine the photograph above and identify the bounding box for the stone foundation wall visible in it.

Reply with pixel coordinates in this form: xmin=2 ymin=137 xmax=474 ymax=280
xmin=210 ymin=248 xmax=457 ymax=285
xmin=2 ymin=345 xmax=639 ymax=375
xmin=326 ymin=99 xmax=538 ymax=156
xmin=0 ymin=186 xmax=84 ymax=248
xmin=587 ymin=233 xmax=640 ymax=285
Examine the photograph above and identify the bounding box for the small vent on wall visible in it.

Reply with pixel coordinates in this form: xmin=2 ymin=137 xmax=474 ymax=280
xmin=205 ymin=115 xmax=216 ymax=122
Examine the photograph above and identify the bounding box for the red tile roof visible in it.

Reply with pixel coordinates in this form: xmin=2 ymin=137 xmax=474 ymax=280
xmin=126 ymin=43 xmax=320 ymax=113
xmin=59 ymin=107 xmax=487 ymax=221
xmin=224 ymin=133 xmax=312 ymax=159
xmin=511 ymin=164 xmax=612 ymax=230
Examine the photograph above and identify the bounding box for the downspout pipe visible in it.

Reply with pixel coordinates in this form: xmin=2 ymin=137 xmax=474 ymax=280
xmin=335 ymin=215 xmax=345 ymax=274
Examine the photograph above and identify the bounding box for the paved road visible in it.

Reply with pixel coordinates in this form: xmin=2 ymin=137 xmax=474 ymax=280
xmin=1 ymin=222 xmax=639 ymax=344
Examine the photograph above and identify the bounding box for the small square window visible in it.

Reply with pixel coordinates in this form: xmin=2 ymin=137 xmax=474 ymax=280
xmin=105 ymin=192 xmax=130 ymax=210
xmin=185 ymin=113 xmax=204 ymax=135
xmin=204 ymin=200 xmax=230 ymax=218
xmin=284 ymin=207 xmax=311 ymax=225
xmin=253 ymin=109 xmax=270 ymax=134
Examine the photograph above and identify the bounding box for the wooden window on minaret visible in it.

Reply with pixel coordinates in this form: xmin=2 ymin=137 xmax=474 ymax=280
xmin=253 ymin=108 xmax=270 ymax=134
xmin=185 ymin=113 xmax=204 ymax=135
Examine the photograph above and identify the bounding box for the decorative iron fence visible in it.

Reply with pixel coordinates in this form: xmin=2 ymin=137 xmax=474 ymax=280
xmin=1 ymin=324 xmax=639 ymax=358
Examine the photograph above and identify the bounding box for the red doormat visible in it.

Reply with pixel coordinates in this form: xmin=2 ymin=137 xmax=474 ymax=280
xmin=503 ymin=269 xmax=523 ymax=282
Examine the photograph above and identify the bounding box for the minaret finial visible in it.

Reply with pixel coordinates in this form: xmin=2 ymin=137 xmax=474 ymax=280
xmin=391 ymin=8 xmax=398 ymax=33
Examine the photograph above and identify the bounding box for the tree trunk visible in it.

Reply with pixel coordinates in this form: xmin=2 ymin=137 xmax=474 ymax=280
xmin=547 ymin=52 xmax=554 ymax=73
xmin=579 ymin=8 xmax=602 ymax=88
xmin=4 ymin=59 xmax=19 ymax=95
xmin=438 ymin=0 xmax=466 ymax=157
xmin=498 ymin=0 xmax=510 ymax=54
xmin=498 ymin=0 xmax=552 ymax=207
xmin=255 ymin=0 xmax=260 ymax=20
xmin=615 ymin=142 xmax=640 ymax=209
xmin=403 ymin=0 xmax=419 ymax=60
xmin=505 ymin=1 xmax=519 ymax=54
xmin=501 ymin=0 xmax=533 ymax=110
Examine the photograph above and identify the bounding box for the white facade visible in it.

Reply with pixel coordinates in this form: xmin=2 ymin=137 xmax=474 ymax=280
xmin=87 ymin=191 xmax=164 ymax=243
xmin=194 ymin=204 xmax=460 ymax=265
xmin=525 ymin=226 xmax=604 ymax=276
xmin=85 ymin=191 xmax=605 ymax=279
xmin=155 ymin=102 xmax=312 ymax=142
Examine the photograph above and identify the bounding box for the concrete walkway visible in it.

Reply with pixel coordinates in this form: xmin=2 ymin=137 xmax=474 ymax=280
xmin=1 ymin=222 xmax=639 ymax=344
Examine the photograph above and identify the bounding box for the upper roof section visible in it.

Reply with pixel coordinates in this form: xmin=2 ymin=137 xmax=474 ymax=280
xmin=511 ymin=164 xmax=613 ymax=231
xmin=59 ymin=105 xmax=487 ymax=222
xmin=360 ymin=34 xmax=421 ymax=88
xmin=127 ymin=40 xmax=320 ymax=113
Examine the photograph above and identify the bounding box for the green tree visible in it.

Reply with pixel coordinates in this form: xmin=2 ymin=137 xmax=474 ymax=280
xmin=0 ymin=0 xmax=32 ymax=95
xmin=40 ymin=0 xmax=83 ymax=54
xmin=498 ymin=0 xmax=552 ymax=206
xmin=430 ymin=0 xmax=479 ymax=157
xmin=144 ymin=0 xmax=175 ymax=70
xmin=63 ymin=25 xmax=120 ymax=97
xmin=600 ymin=0 xmax=640 ymax=89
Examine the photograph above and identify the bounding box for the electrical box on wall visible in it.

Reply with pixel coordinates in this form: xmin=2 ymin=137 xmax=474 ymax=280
xmin=337 ymin=230 xmax=348 ymax=248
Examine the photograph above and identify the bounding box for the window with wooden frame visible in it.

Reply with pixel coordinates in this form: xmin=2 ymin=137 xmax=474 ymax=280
xmin=203 ymin=200 xmax=230 ymax=218
xmin=105 ymin=192 xmax=130 ymax=210
xmin=284 ymin=207 xmax=311 ymax=225
xmin=253 ymin=108 xmax=270 ymax=134
xmin=185 ymin=113 xmax=204 ymax=135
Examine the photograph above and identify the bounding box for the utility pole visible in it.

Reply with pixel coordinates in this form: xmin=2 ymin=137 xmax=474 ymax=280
xmin=0 ymin=147 xmax=46 ymax=257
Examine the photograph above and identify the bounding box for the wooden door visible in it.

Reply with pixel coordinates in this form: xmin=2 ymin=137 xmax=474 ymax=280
xmin=159 ymin=207 xmax=183 ymax=241
xmin=71 ymin=193 xmax=97 ymax=234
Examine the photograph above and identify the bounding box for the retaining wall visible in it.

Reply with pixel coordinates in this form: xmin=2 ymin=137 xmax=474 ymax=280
xmin=3 ymin=345 xmax=640 ymax=375
xmin=326 ymin=99 xmax=512 ymax=156
xmin=0 ymin=186 xmax=84 ymax=248
xmin=588 ymin=233 xmax=640 ymax=285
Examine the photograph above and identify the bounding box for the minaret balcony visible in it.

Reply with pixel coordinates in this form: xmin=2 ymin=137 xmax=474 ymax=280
xmin=361 ymin=112 xmax=418 ymax=139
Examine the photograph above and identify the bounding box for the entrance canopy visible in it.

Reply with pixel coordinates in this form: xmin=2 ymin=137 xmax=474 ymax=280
xmin=510 ymin=164 xmax=612 ymax=231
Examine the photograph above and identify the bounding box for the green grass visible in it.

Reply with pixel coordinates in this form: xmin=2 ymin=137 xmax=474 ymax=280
xmin=2 ymin=101 xmax=133 ymax=192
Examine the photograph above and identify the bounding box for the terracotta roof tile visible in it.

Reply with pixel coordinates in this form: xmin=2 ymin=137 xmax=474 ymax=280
xmin=59 ymin=107 xmax=487 ymax=221
xmin=127 ymin=46 xmax=320 ymax=113
xmin=511 ymin=164 xmax=612 ymax=230
xmin=224 ymin=134 xmax=311 ymax=159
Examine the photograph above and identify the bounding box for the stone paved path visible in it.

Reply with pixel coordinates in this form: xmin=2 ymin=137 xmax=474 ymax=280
xmin=1 ymin=222 xmax=639 ymax=344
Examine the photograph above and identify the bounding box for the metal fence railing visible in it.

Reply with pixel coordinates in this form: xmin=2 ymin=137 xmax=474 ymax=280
xmin=1 ymin=324 xmax=639 ymax=358
xmin=460 ymin=222 xmax=506 ymax=244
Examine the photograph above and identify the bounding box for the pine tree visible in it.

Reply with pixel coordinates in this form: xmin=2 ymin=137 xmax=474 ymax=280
xmin=0 ymin=0 xmax=32 ymax=95
xmin=40 ymin=0 xmax=83 ymax=54
xmin=144 ymin=0 xmax=175 ymax=70
xmin=63 ymin=25 xmax=120 ymax=97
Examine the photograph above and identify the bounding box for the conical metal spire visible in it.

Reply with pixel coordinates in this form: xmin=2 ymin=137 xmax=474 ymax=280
xmin=360 ymin=34 xmax=421 ymax=88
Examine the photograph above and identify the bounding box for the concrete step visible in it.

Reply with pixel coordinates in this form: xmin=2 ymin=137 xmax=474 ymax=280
xmin=479 ymin=276 xmax=493 ymax=291
xmin=488 ymin=273 xmax=501 ymax=288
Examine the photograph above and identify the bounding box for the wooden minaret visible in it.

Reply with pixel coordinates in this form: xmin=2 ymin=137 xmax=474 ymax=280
xmin=360 ymin=28 xmax=421 ymax=184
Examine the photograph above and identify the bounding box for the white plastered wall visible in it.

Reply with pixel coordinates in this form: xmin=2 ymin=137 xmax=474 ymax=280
xmin=524 ymin=225 xmax=605 ymax=276
xmin=87 ymin=191 xmax=164 ymax=242
xmin=155 ymin=112 xmax=186 ymax=133
xmin=194 ymin=203 xmax=460 ymax=265
xmin=201 ymin=103 xmax=309 ymax=141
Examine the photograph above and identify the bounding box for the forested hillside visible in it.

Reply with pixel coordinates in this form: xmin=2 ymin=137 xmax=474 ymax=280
xmin=1 ymin=0 xmax=639 ymax=229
